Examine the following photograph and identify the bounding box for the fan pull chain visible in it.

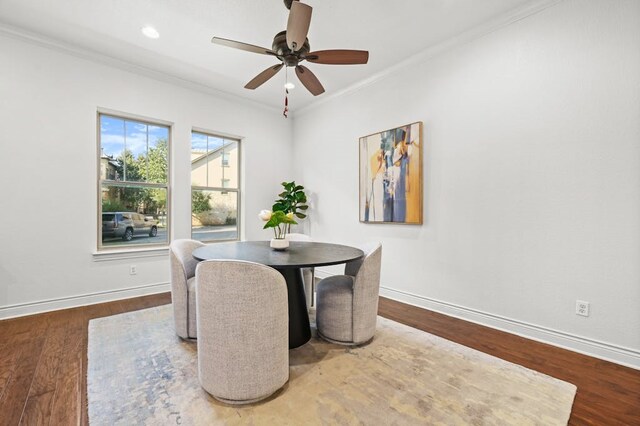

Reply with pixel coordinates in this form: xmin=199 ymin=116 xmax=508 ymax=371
xmin=283 ymin=89 xmax=289 ymax=118
xmin=283 ymin=67 xmax=290 ymax=118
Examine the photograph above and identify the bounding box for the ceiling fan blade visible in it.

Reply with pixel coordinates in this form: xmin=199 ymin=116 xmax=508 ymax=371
xmin=211 ymin=37 xmax=275 ymax=56
xmin=286 ymin=1 xmax=312 ymax=51
xmin=306 ymin=49 xmax=369 ymax=65
xmin=244 ymin=64 xmax=284 ymax=90
xmin=295 ymin=65 xmax=325 ymax=96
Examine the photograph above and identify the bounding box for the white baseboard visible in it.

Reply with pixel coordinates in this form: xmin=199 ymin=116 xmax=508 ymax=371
xmin=0 ymin=282 xmax=170 ymax=320
xmin=315 ymin=268 xmax=640 ymax=370
xmin=380 ymin=286 xmax=640 ymax=370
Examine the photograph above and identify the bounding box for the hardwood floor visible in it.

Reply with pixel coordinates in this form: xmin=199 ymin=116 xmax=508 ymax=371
xmin=0 ymin=293 xmax=638 ymax=425
xmin=0 ymin=293 xmax=171 ymax=426
xmin=377 ymin=297 xmax=640 ymax=426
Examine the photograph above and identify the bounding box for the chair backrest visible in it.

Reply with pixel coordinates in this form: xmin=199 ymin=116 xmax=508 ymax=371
xmin=169 ymin=239 xmax=205 ymax=338
xmin=170 ymin=239 xmax=204 ymax=282
xmin=345 ymin=242 xmax=382 ymax=343
xmin=196 ymin=260 xmax=289 ymax=402
xmin=287 ymin=233 xmax=312 ymax=242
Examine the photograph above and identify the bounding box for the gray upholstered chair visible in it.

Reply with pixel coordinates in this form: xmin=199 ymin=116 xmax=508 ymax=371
xmin=316 ymin=242 xmax=382 ymax=346
xmin=286 ymin=233 xmax=315 ymax=307
xmin=196 ymin=260 xmax=289 ymax=404
xmin=169 ymin=239 xmax=205 ymax=339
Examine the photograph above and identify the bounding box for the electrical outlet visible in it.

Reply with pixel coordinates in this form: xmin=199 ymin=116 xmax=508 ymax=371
xmin=576 ymin=300 xmax=590 ymax=317
xmin=130 ymin=265 xmax=137 ymax=275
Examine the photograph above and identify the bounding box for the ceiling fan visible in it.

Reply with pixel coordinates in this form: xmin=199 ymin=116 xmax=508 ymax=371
xmin=211 ymin=0 xmax=369 ymax=98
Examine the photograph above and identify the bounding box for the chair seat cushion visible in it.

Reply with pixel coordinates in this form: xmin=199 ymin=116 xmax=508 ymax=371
xmin=187 ymin=276 xmax=197 ymax=338
xmin=316 ymin=275 xmax=354 ymax=343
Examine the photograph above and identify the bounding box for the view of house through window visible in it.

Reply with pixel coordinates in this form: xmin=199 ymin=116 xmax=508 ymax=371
xmin=99 ymin=114 xmax=170 ymax=248
xmin=191 ymin=131 xmax=240 ymax=242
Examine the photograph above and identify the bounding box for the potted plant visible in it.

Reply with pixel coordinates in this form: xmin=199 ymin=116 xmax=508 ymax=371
xmin=272 ymin=181 xmax=309 ymax=234
xmin=259 ymin=210 xmax=297 ymax=250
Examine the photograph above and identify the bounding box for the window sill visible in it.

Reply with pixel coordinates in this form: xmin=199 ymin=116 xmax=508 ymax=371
xmin=92 ymin=246 xmax=169 ymax=262
xmin=193 ymin=238 xmax=239 ymax=244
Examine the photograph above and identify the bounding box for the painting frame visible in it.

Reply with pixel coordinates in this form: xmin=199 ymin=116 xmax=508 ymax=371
xmin=359 ymin=121 xmax=423 ymax=225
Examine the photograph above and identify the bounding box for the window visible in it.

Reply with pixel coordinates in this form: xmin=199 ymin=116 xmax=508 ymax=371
xmin=191 ymin=131 xmax=240 ymax=242
xmin=98 ymin=113 xmax=170 ymax=249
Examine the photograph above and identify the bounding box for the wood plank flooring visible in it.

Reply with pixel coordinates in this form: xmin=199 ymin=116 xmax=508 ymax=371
xmin=0 ymin=293 xmax=171 ymax=426
xmin=377 ymin=297 xmax=640 ymax=426
xmin=0 ymin=293 xmax=638 ymax=425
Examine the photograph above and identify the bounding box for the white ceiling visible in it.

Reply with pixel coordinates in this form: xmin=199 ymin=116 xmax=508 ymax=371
xmin=0 ymin=0 xmax=536 ymax=109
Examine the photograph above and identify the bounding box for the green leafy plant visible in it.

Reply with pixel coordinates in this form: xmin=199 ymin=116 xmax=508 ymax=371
xmin=261 ymin=210 xmax=297 ymax=239
xmin=191 ymin=191 xmax=212 ymax=214
xmin=272 ymin=181 xmax=309 ymax=232
xmin=102 ymin=199 xmax=126 ymax=212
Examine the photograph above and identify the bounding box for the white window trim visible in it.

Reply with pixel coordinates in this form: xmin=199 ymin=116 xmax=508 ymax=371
xmin=97 ymin=110 xmax=173 ymax=252
xmin=92 ymin=246 xmax=169 ymax=262
xmin=190 ymin=129 xmax=241 ymax=243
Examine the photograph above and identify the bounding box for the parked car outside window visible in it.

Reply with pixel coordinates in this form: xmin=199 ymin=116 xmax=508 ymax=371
xmin=102 ymin=212 xmax=158 ymax=241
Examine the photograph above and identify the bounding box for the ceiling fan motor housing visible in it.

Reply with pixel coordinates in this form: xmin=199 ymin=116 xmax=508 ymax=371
xmin=272 ymin=30 xmax=310 ymax=66
xmin=283 ymin=0 xmax=297 ymax=10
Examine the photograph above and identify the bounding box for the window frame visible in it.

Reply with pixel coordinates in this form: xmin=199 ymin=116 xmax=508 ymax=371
xmin=190 ymin=129 xmax=241 ymax=243
xmin=96 ymin=110 xmax=172 ymax=251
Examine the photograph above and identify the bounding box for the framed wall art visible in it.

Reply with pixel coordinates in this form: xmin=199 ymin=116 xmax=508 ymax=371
xmin=359 ymin=122 xmax=423 ymax=224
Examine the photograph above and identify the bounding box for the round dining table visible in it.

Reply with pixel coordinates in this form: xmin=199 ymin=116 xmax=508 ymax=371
xmin=192 ymin=240 xmax=364 ymax=349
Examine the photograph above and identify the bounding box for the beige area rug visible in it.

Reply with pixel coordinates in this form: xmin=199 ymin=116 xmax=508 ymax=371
xmin=87 ymin=305 xmax=576 ymax=425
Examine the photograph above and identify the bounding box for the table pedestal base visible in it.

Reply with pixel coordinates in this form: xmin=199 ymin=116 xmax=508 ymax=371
xmin=276 ymin=268 xmax=311 ymax=349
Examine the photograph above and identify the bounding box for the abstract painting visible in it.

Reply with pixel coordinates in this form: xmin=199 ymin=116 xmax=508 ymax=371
xmin=359 ymin=122 xmax=422 ymax=224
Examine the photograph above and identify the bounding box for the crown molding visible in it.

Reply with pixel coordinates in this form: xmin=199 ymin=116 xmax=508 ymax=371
xmin=293 ymin=0 xmax=564 ymax=118
xmin=0 ymin=0 xmax=562 ymax=119
xmin=0 ymin=22 xmax=282 ymax=114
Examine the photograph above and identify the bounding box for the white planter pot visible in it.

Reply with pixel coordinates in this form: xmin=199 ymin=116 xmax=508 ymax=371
xmin=270 ymin=238 xmax=289 ymax=251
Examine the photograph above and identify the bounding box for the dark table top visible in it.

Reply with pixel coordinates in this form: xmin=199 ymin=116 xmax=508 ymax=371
xmin=192 ymin=241 xmax=364 ymax=269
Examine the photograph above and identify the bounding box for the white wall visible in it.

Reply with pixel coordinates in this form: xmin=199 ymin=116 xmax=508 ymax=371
xmin=1 ymin=0 xmax=638 ymax=369
xmin=0 ymin=33 xmax=292 ymax=316
xmin=292 ymin=0 xmax=640 ymax=368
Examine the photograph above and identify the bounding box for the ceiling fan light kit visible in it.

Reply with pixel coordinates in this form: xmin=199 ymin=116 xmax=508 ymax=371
xmin=141 ymin=26 xmax=160 ymax=39
xmin=210 ymin=0 xmax=369 ymax=116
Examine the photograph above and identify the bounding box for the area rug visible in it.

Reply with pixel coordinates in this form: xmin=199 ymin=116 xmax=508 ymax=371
xmin=87 ymin=305 xmax=576 ymax=425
